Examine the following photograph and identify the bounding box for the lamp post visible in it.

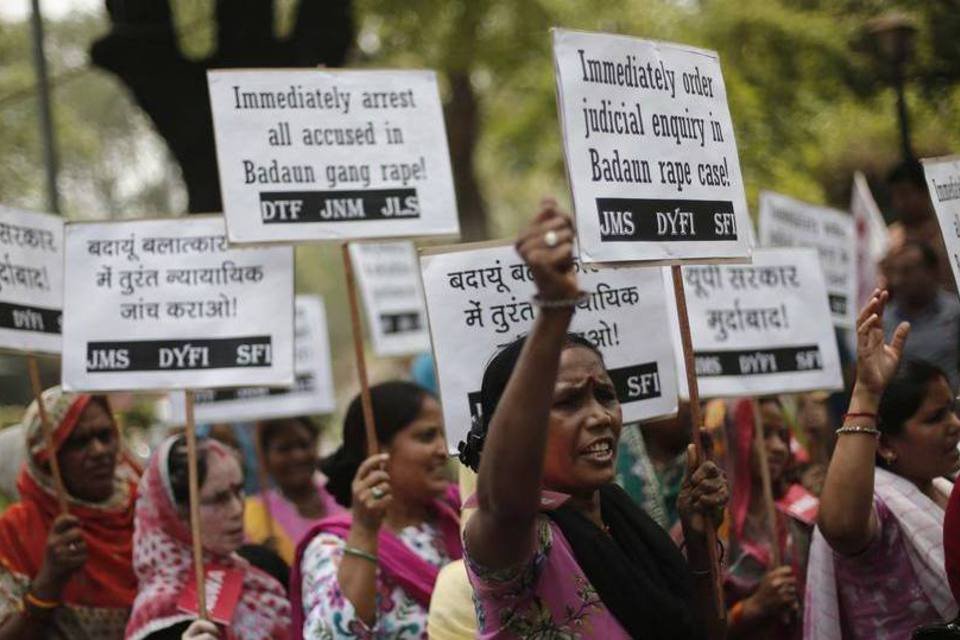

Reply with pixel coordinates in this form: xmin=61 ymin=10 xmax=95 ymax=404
xmin=866 ymin=12 xmax=917 ymax=162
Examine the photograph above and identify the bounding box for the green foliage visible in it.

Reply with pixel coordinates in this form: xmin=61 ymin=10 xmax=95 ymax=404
xmin=1 ymin=0 xmax=959 ymax=417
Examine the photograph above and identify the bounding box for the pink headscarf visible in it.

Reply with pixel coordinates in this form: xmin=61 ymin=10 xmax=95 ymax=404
xmin=124 ymin=436 xmax=290 ymax=640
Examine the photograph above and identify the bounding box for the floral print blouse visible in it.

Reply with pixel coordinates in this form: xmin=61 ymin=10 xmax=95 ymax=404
xmin=300 ymin=521 xmax=452 ymax=639
xmin=465 ymin=515 xmax=630 ymax=639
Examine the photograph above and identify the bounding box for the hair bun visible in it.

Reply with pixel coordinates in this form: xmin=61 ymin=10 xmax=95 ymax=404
xmin=319 ymin=446 xmax=362 ymax=508
xmin=458 ymin=415 xmax=485 ymax=472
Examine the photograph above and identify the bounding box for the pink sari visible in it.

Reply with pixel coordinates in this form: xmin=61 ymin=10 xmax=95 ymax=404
xmin=289 ymin=485 xmax=462 ymax=637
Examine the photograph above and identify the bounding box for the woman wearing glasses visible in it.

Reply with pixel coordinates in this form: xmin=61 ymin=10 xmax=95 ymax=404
xmin=125 ymin=435 xmax=290 ymax=640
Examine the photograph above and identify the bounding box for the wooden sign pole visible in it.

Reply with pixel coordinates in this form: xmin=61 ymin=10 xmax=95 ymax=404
xmin=252 ymin=421 xmax=278 ymax=545
xmin=670 ymin=265 xmax=726 ymax=627
xmin=26 ymin=354 xmax=68 ymax=513
xmin=342 ymin=242 xmax=379 ymax=457
xmin=184 ymin=391 xmax=208 ymax=620
xmin=751 ymin=398 xmax=783 ymax=567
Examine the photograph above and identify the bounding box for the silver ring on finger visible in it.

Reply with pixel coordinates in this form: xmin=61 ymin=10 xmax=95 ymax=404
xmin=371 ymin=486 xmax=385 ymax=500
xmin=67 ymin=542 xmax=79 ymax=552
xmin=544 ymin=230 xmax=559 ymax=248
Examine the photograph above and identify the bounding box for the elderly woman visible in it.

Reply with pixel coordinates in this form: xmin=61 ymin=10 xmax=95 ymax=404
xmin=125 ymin=435 xmax=290 ymax=640
xmin=0 ymin=387 xmax=138 ymax=640
xmin=809 ymin=290 xmax=960 ymax=639
xmin=459 ymin=201 xmax=729 ymax=639
xmin=245 ymin=416 xmax=344 ymax=565
xmin=290 ymin=381 xmax=462 ymax=639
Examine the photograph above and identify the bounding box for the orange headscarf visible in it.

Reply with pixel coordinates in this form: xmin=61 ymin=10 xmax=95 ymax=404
xmin=0 ymin=387 xmax=138 ymax=609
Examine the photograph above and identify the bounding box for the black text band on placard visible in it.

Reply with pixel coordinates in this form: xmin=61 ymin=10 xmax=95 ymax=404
xmin=259 ymin=189 xmax=420 ymax=224
xmin=695 ymin=345 xmax=823 ymax=377
xmin=828 ymin=294 xmax=847 ymax=317
xmin=595 ymin=198 xmax=738 ymax=242
xmin=465 ymin=361 xmax=662 ymax=422
xmin=378 ymin=311 xmax=423 ymax=335
xmin=0 ymin=301 xmax=60 ymax=335
xmin=193 ymin=374 xmax=314 ymax=403
xmin=86 ymin=336 xmax=272 ymax=372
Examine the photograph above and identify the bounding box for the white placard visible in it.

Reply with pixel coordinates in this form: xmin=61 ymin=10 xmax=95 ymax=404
xmin=207 ymin=69 xmax=459 ymax=244
xmin=552 ymin=29 xmax=751 ymax=264
xmin=666 ymin=247 xmax=842 ymax=398
xmin=0 ymin=206 xmax=63 ymax=354
xmin=921 ymin=156 xmax=960 ymax=292
xmin=851 ymin=171 xmax=889 ymax=311
xmin=166 ymin=295 xmax=335 ymax=423
xmin=421 ymin=243 xmax=679 ymax=453
xmin=758 ymin=191 xmax=855 ymax=328
xmin=62 ymin=216 xmax=294 ymax=392
xmin=349 ymin=241 xmax=429 ymax=357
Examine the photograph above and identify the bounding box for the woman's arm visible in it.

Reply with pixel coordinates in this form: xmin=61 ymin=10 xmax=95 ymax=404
xmin=726 ymin=567 xmax=797 ymax=638
xmin=465 ymin=200 xmax=579 ymax=571
xmin=678 ymin=444 xmax=730 ymax=639
xmin=336 ymin=453 xmax=390 ymax=625
xmin=0 ymin=515 xmax=87 ymax=640
xmin=818 ymin=290 xmax=909 ymax=555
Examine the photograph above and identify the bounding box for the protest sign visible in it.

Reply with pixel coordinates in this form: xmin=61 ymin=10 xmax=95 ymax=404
xmin=166 ymin=295 xmax=335 ymax=424
xmin=207 ymin=69 xmax=459 ymax=244
xmin=921 ymin=156 xmax=960 ymax=291
xmin=758 ymin=191 xmax=855 ymax=328
xmin=552 ymin=29 xmax=751 ymax=264
xmin=0 ymin=206 xmax=63 ymax=354
xmin=62 ymin=216 xmax=294 ymax=392
xmin=421 ymin=243 xmax=679 ymax=452
xmin=851 ymin=171 xmax=888 ymax=311
xmin=665 ymin=247 xmax=842 ymax=398
xmin=348 ymin=241 xmax=429 ymax=357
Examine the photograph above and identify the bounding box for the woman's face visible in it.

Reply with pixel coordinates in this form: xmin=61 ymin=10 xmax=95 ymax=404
xmin=197 ymin=450 xmax=245 ymax=555
xmin=58 ymin=400 xmax=119 ymax=503
xmin=884 ymin=376 xmax=960 ymax=482
xmin=751 ymin=401 xmax=789 ymax=485
xmin=386 ymin=395 xmax=449 ymax=504
xmin=542 ymin=346 xmax=622 ymax=496
xmin=263 ymin=420 xmax=318 ymax=493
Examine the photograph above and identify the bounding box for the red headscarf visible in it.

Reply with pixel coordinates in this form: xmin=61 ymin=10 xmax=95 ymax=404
xmin=124 ymin=436 xmax=290 ymax=640
xmin=728 ymin=399 xmax=818 ymax=566
xmin=0 ymin=387 xmax=138 ymax=609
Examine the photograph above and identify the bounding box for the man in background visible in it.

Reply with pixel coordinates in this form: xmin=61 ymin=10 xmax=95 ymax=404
xmin=884 ymin=240 xmax=960 ymax=391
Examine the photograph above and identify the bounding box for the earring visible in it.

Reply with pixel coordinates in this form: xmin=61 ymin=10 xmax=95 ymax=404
xmin=884 ymin=452 xmax=897 ymax=465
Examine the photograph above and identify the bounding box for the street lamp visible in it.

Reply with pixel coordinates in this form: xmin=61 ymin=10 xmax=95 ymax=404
xmin=866 ymin=12 xmax=918 ymax=161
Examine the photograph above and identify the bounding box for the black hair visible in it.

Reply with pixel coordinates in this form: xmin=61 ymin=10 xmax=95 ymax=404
xmin=258 ymin=415 xmax=319 ymax=453
xmin=459 ymin=333 xmax=604 ymax=472
xmin=320 ymin=381 xmax=431 ymax=507
xmin=166 ymin=435 xmax=209 ymax=506
xmin=887 ymin=159 xmax=926 ymax=189
xmin=898 ymin=240 xmax=939 ymax=271
xmin=878 ymin=359 xmax=950 ymax=439
xmin=236 ymin=544 xmax=289 ymax=592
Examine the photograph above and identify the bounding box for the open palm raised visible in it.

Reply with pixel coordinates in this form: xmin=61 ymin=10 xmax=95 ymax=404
xmin=855 ymin=289 xmax=911 ymax=398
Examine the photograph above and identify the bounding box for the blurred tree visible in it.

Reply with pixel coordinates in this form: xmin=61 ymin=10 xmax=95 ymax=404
xmin=90 ymin=0 xmax=354 ymax=214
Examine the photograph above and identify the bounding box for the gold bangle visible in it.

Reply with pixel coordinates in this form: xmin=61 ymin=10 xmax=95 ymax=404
xmin=24 ymin=591 xmax=60 ymax=610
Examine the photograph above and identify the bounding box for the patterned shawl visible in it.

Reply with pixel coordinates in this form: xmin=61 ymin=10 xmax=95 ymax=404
xmin=124 ymin=436 xmax=290 ymax=640
xmin=804 ymin=468 xmax=957 ymax=639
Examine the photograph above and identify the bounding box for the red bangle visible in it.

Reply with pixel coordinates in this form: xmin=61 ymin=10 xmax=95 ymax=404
xmin=843 ymin=412 xmax=877 ymax=421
